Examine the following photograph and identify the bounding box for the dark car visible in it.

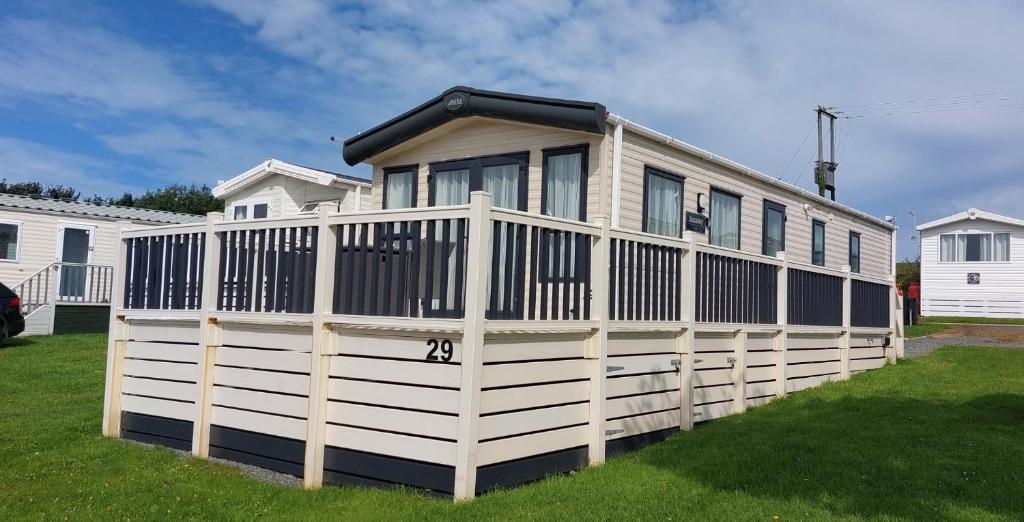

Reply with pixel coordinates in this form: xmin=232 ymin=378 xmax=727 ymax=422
xmin=0 ymin=282 xmax=25 ymax=342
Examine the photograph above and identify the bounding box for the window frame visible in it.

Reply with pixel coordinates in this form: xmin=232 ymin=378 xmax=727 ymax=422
xmin=641 ymin=165 xmax=686 ymax=238
xmin=382 ymin=164 xmax=419 ymax=210
xmin=849 ymin=231 xmax=861 ymax=273
xmin=540 ymin=144 xmax=589 ymax=222
xmin=812 ymin=219 xmax=826 ymax=266
xmin=0 ymin=219 xmax=22 ymax=263
xmin=427 ymin=151 xmax=529 ymax=210
xmin=709 ymin=186 xmax=743 ymax=249
xmin=761 ymin=199 xmax=786 ymax=257
xmin=229 ymin=198 xmax=272 ymax=221
xmin=938 ymin=232 xmax=1012 ymax=263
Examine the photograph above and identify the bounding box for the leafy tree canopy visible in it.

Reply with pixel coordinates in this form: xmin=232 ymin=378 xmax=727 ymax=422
xmin=0 ymin=179 xmax=222 ymax=216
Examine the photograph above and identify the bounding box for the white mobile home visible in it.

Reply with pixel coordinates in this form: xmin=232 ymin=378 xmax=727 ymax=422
xmin=0 ymin=193 xmax=203 ymax=335
xmin=917 ymin=208 xmax=1024 ymax=318
xmin=103 ymin=87 xmax=903 ymax=500
xmin=213 ymin=159 xmax=371 ymax=220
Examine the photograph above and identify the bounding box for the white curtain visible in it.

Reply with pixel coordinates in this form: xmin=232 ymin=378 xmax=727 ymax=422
xmin=994 ymin=233 xmax=1010 ymax=261
xmin=978 ymin=234 xmax=993 ymax=261
xmin=544 ymin=152 xmax=582 ymax=220
xmin=646 ymin=175 xmax=682 ymax=237
xmin=940 ymin=234 xmax=957 ymax=262
xmin=483 ymin=164 xmax=519 ymax=210
xmin=957 ymin=234 xmax=967 ymax=262
xmin=434 ymin=169 xmax=469 ymax=206
xmin=710 ymin=191 xmax=740 ymax=249
xmin=385 ymin=170 xmax=415 ymax=209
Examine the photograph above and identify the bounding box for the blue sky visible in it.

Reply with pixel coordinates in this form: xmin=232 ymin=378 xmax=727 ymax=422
xmin=2 ymin=1 xmax=1024 ymax=260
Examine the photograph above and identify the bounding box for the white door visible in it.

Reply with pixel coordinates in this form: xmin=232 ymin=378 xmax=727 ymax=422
xmin=57 ymin=223 xmax=95 ymax=300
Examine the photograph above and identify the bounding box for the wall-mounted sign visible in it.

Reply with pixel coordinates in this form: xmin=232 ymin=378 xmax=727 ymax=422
xmin=443 ymin=93 xmax=466 ymax=111
xmin=967 ymin=272 xmax=981 ymax=285
xmin=685 ymin=212 xmax=707 ymax=234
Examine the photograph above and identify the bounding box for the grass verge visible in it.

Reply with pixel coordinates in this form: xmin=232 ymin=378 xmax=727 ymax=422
xmin=905 ymin=323 xmax=954 ymax=338
xmin=1 ymin=334 xmax=1022 ymax=521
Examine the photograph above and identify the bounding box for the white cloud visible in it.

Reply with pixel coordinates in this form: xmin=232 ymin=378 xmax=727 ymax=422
xmin=0 ymin=137 xmax=148 ymax=197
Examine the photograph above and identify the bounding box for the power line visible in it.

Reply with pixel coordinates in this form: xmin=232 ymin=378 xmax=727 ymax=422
xmin=836 ymin=95 xmax=1024 ymax=115
xmin=778 ymin=124 xmax=814 ymax=181
xmin=831 ymin=88 xmax=1024 ymax=110
xmin=838 ymin=100 xmax=1024 ymax=119
xmin=838 ymin=118 xmax=853 ymax=164
xmin=792 ymin=150 xmax=817 ymax=187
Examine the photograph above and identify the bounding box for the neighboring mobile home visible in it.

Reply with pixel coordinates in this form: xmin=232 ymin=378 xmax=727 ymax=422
xmin=0 ymin=193 xmax=203 ymax=335
xmin=213 ymin=159 xmax=371 ymax=220
xmin=103 ymin=87 xmax=903 ymax=500
xmin=917 ymin=208 xmax=1024 ymax=317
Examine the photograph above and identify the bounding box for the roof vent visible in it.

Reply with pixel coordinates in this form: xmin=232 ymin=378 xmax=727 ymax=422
xmin=967 ymin=208 xmax=978 ymax=219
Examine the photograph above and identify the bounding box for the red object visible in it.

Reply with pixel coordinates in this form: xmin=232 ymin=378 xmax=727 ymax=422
xmin=908 ymin=282 xmax=920 ymax=299
xmin=9 ymin=295 xmax=20 ymax=311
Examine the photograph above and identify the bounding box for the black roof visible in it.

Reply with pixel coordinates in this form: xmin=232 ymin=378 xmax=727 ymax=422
xmin=342 ymin=86 xmax=607 ymax=166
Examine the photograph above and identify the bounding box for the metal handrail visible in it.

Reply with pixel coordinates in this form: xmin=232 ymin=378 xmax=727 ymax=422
xmin=12 ymin=261 xmax=115 ymax=315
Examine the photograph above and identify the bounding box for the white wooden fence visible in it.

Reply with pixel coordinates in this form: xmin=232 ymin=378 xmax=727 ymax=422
xmin=102 ymin=192 xmax=903 ymax=500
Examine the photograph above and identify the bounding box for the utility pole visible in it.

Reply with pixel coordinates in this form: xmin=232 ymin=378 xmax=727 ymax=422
xmin=815 ymin=106 xmax=838 ymax=201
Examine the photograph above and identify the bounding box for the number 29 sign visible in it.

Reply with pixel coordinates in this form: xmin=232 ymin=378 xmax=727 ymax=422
xmin=425 ymin=339 xmax=454 ymax=362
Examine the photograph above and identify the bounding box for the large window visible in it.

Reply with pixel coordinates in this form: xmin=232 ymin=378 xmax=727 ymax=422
xmin=709 ymin=188 xmax=741 ymax=249
xmin=762 ymin=200 xmax=786 ymax=257
xmin=428 ymin=153 xmax=528 ymax=210
xmin=383 ymin=166 xmax=417 ymax=209
xmin=939 ymin=232 xmax=1010 ymax=262
xmin=812 ymin=220 xmax=826 ymax=266
xmin=849 ymin=231 xmax=861 ymax=273
xmin=542 ymin=145 xmax=588 ymax=221
xmin=643 ymin=166 xmax=685 ymax=237
xmin=0 ymin=221 xmax=21 ymax=262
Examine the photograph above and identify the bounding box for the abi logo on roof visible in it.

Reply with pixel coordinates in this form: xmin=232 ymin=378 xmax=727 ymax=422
xmin=444 ymin=93 xmax=466 ymax=111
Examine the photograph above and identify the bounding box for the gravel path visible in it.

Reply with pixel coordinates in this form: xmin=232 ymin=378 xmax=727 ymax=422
xmin=905 ymin=334 xmax=1024 ymax=358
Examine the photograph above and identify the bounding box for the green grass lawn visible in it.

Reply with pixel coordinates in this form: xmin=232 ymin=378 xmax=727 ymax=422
xmin=2 ymin=335 xmax=1023 ymax=521
xmin=921 ymin=316 xmax=1024 ymax=326
xmin=905 ymin=323 xmax=955 ymax=338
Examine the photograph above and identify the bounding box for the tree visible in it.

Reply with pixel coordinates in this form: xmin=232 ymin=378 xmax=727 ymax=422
xmin=133 ymin=183 xmax=223 ymax=215
xmin=0 ymin=179 xmax=80 ymax=200
xmin=895 ymin=259 xmax=920 ymax=292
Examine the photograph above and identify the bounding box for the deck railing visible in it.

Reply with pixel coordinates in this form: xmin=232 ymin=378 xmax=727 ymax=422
xmin=13 ymin=261 xmax=115 ymax=315
xmin=104 ymin=191 xmax=903 ymax=501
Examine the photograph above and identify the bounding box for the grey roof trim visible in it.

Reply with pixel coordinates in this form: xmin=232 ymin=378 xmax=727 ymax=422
xmin=342 ymin=86 xmax=607 ymax=166
xmin=0 ymin=193 xmax=206 ymax=224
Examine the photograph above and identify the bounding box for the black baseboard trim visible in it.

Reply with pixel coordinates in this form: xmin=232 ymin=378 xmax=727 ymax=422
xmin=323 ymin=470 xmax=451 ymax=499
xmin=208 ymin=425 xmax=305 ymax=477
xmin=323 ymin=446 xmax=454 ymax=494
xmin=606 ymin=427 xmax=676 ymax=458
xmin=475 ymin=445 xmax=588 ymax=495
xmin=120 ymin=411 xmax=193 ymax=451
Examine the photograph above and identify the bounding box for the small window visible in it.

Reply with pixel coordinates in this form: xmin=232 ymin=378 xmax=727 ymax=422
xmin=0 ymin=221 xmax=20 ymax=261
xmin=384 ymin=166 xmax=417 ymax=209
xmin=428 ymin=153 xmax=528 ymax=210
xmin=709 ymin=188 xmax=741 ymax=249
xmin=994 ymin=233 xmax=1010 ymax=261
xmin=849 ymin=231 xmax=861 ymax=273
xmin=812 ymin=220 xmax=825 ymax=266
xmin=762 ymin=200 xmax=786 ymax=257
xmin=643 ymin=166 xmax=685 ymax=237
xmin=542 ymin=145 xmax=588 ymax=221
xmin=233 ymin=206 xmax=248 ymax=220
xmin=939 ymin=234 xmax=957 ymax=262
xmin=253 ymin=203 xmax=269 ymax=219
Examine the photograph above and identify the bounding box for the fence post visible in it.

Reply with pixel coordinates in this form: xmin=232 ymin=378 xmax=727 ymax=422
xmin=679 ymin=233 xmax=696 ymax=431
xmin=894 ymin=281 xmax=905 ymax=358
xmin=303 ymin=210 xmax=336 ymax=489
xmin=47 ymin=261 xmax=60 ymax=335
xmin=732 ymin=330 xmax=747 ymax=414
xmin=102 ymin=221 xmax=133 ymax=437
xmin=453 ymin=192 xmax=492 ymax=501
xmin=886 ymin=275 xmax=899 ymax=362
xmin=773 ymin=252 xmax=788 ymax=398
xmin=192 ymin=212 xmax=224 ymax=458
xmin=586 ymin=216 xmax=610 ymax=465
xmin=839 ymin=265 xmax=852 ymax=379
